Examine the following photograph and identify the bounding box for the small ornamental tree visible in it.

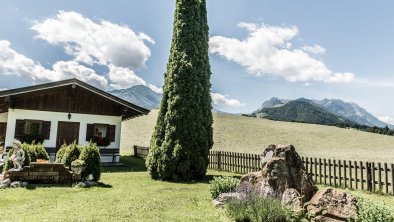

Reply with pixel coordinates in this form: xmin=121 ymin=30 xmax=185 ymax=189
xmin=79 ymin=142 xmax=101 ymax=182
xmin=147 ymin=0 xmax=213 ymax=180
xmin=61 ymin=142 xmax=80 ymax=167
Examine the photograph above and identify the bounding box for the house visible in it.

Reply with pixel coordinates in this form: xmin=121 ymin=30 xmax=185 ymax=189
xmin=0 ymin=79 xmax=149 ymax=163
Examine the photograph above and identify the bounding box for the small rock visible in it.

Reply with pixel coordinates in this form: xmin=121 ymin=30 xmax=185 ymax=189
xmin=10 ymin=181 xmax=22 ymax=188
xmin=1 ymin=178 xmax=11 ymax=186
xmin=212 ymin=192 xmax=243 ymax=208
xmin=282 ymin=188 xmax=302 ymax=211
xmin=21 ymin=182 xmax=29 ymax=187
xmin=86 ymin=174 xmax=94 ymax=181
xmin=84 ymin=180 xmax=98 ymax=187
xmin=74 ymin=182 xmax=87 ymax=188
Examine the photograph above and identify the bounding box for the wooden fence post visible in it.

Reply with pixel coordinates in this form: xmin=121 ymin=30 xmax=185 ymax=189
xmin=217 ymin=151 xmax=222 ymax=171
xmin=391 ymin=164 xmax=394 ymax=195
xmin=384 ymin=163 xmax=388 ymax=194
xmin=366 ymin=162 xmax=372 ymax=192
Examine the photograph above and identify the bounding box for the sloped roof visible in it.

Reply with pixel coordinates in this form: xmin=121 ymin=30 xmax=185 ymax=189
xmin=0 ymin=79 xmax=150 ymax=120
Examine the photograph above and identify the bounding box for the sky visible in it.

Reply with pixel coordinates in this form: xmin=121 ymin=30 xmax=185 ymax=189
xmin=0 ymin=0 xmax=394 ymax=124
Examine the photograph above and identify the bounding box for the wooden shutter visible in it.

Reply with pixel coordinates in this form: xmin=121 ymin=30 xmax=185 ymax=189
xmin=14 ymin=119 xmax=25 ymax=139
xmin=41 ymin=121 xmax=51 ymax=139
xmin=0 ymin=123 xmax=6 ymax=137
xmin=86 ymin=124 xmax=95 ymax=141
xmin=107 ymin=125 xmax=116 ymax=142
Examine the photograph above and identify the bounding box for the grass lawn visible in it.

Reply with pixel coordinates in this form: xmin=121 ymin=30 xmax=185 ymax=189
xmin=0 ymin=156 xmax=231 ymax=222
xmin=1 ymin=157 xmax=393 ymax=221
xmin=122 ymin=110 xmax=394 ymax=163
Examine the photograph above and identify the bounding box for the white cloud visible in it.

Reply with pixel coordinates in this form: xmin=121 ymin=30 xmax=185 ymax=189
xmin=302 ymin=44 xmax=326 ymax=54
xmin=0 ymin=40 xmax=108 ymax=89
xmin=211 ymin=92 xmax=246 ymax=107
xmin=52 ymin=61 xmax=108 ymax=89
xmin=0 ymin=88 xmax=8 ymax=91
xmin=209 ymin=23 xmax=355 ymax=83
xmin=108 ymin=65 xmax=146 ymax=89
xmin=0 ymin=40 xmax=58 ymax=82
xmin=378 ymin=116 xmax=394 ymax=125
xmin=31 ymin=11 xmax=154 ymax=68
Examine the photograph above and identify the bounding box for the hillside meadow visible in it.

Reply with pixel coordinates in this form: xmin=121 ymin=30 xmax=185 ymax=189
xmin=121 ymin=110 xmax=394 ymax=163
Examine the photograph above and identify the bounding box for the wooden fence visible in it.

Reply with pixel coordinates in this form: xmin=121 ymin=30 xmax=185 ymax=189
xmin=132 ymin=146 xmax=394 ymax=195
xmin=208 ymin=151 xmax=394 ymax=195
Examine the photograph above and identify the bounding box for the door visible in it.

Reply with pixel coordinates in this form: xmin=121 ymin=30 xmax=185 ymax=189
xmin=56 ymin=121 xmax=80 ymax=149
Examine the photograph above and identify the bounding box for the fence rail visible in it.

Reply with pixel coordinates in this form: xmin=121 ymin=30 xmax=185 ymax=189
xmin=132 ymin=146 xmax=394 ymax=195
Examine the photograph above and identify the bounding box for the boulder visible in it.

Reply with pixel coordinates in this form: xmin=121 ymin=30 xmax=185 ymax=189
xmin=241 ymin=144 xmax=317 ymax=201
xmin=305 ymin=188 xmax=357 ymax=222
xmin=212 ymin=192 xmax=243 ymax=208
xmin=282 ymin=188 xmax=302 ymax=211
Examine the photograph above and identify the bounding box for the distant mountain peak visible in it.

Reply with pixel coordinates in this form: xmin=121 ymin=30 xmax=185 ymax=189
xmin=108 ymin=85 xmax=162 ymax=110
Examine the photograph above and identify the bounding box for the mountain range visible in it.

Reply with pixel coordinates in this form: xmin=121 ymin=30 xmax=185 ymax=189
xmin=108 ymin=85 xmax=392 ymax=129
xmin=254 ymin=97 xmax=393 ymax=128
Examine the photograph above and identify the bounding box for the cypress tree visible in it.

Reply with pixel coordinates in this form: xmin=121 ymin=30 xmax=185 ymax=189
xmin=147 ymin=0 xmax=213 ymax=180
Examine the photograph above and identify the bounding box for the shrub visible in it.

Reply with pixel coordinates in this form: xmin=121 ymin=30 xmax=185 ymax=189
xmin=61 ymin=142 xmax=80 ymax=167
xmin=2 ymin=145 xmax=31 ymax=173
xmin=25 ymin=142 xmax=49 ymax=162
xmin=79 ymin=142 xmax=101 ymax=181
xmin=55 ymin=143 xmax=68 ymax=163
xmin=209 ymin=176 xmax=240 ymax=199
xmin=34 ymin=143 xmax=49 ymax=160
xmin=356 ymin=197 xmax=394 ymax=222
xmin=226 ymin=194 xmax=295 ymax=222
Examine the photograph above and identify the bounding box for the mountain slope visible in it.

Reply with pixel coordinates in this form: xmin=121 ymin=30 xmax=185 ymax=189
xmin=109 ymin=85 xmax=162 ymax=110
xmin=314 ymin=99 xmax=390 ymax=128
xmin=257 ymin=97 xmax=393 ymax=128
xmin=254 ymin=100 xmax=351 ymax=126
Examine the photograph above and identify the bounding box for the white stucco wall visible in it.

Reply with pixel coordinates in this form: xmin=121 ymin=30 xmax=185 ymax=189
xmin=0 ymin=112 xmax=8 ymax=122
xmin=4 ymin=109 xmax=122 ymax=151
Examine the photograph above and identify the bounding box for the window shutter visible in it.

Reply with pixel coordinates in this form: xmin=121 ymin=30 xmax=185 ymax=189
xmin=86 ymin=124 xmax=94 ymax=141
xmin=14 ymin=119 xmax=25 ymax=139
xmin=107 ymin=125 xmax=116 ymax=142
xmin=42 ymin=121 xmax=51 ymax=139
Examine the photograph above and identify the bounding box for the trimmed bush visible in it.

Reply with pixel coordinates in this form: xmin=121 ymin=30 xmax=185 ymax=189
xmin=79 ymin=142 xmax=101 ymax=182
xmin=55 ymin=143 xmax=68 ymax=163
xmin=25 ymin=142 xmax=49 ymax=162
xmin=2 ymin=146 xmax=31 ymax=173
xmin=61 ymin=142 xmax=80 ymax=167
xmin=209 ymin=176 xmax=240 ymax=199
xmin=34 ymin=143 xmax=49 ymax=160
xmin=356 ymin=197 xmax=394 ymax=222
xmin=226 ymin=194 xmax=295 ymax=222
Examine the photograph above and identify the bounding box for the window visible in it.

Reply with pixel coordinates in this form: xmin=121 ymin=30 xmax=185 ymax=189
xmin=86 ymin=123 xmax=115 ymax=147
xmin=14 ymin=119 xmax=51 ymax=143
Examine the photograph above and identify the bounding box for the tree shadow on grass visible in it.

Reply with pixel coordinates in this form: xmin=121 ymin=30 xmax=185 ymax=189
xmin=102 ymin=156 xmax=147 ymax=173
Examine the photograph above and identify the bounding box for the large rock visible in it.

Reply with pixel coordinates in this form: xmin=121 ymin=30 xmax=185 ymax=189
xmin=305 ymin=188 xmax=357 ymax=222
xmin=241 ymin=144 xmax=317 ymax=201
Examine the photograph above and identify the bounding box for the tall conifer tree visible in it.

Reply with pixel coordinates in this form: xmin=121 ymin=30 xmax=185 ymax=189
xmin=147 ymin=0 xmax=213 ymax=180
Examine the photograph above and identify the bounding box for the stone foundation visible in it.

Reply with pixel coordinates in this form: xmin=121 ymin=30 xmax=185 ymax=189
xmin=6 ymin=163 xmax=79 ymax=184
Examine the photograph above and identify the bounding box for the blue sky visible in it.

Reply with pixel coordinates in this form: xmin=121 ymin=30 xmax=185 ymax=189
xmin=0 ymin=0 xmax=394 ymax=124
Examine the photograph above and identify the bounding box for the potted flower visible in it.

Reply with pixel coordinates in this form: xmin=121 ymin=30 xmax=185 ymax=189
xmin=71 ymin=159 xmax=85 ymax=175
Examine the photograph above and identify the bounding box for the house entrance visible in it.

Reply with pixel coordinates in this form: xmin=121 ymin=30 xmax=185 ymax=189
xmin=56 ymin=121 xmax=80 ymax=149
